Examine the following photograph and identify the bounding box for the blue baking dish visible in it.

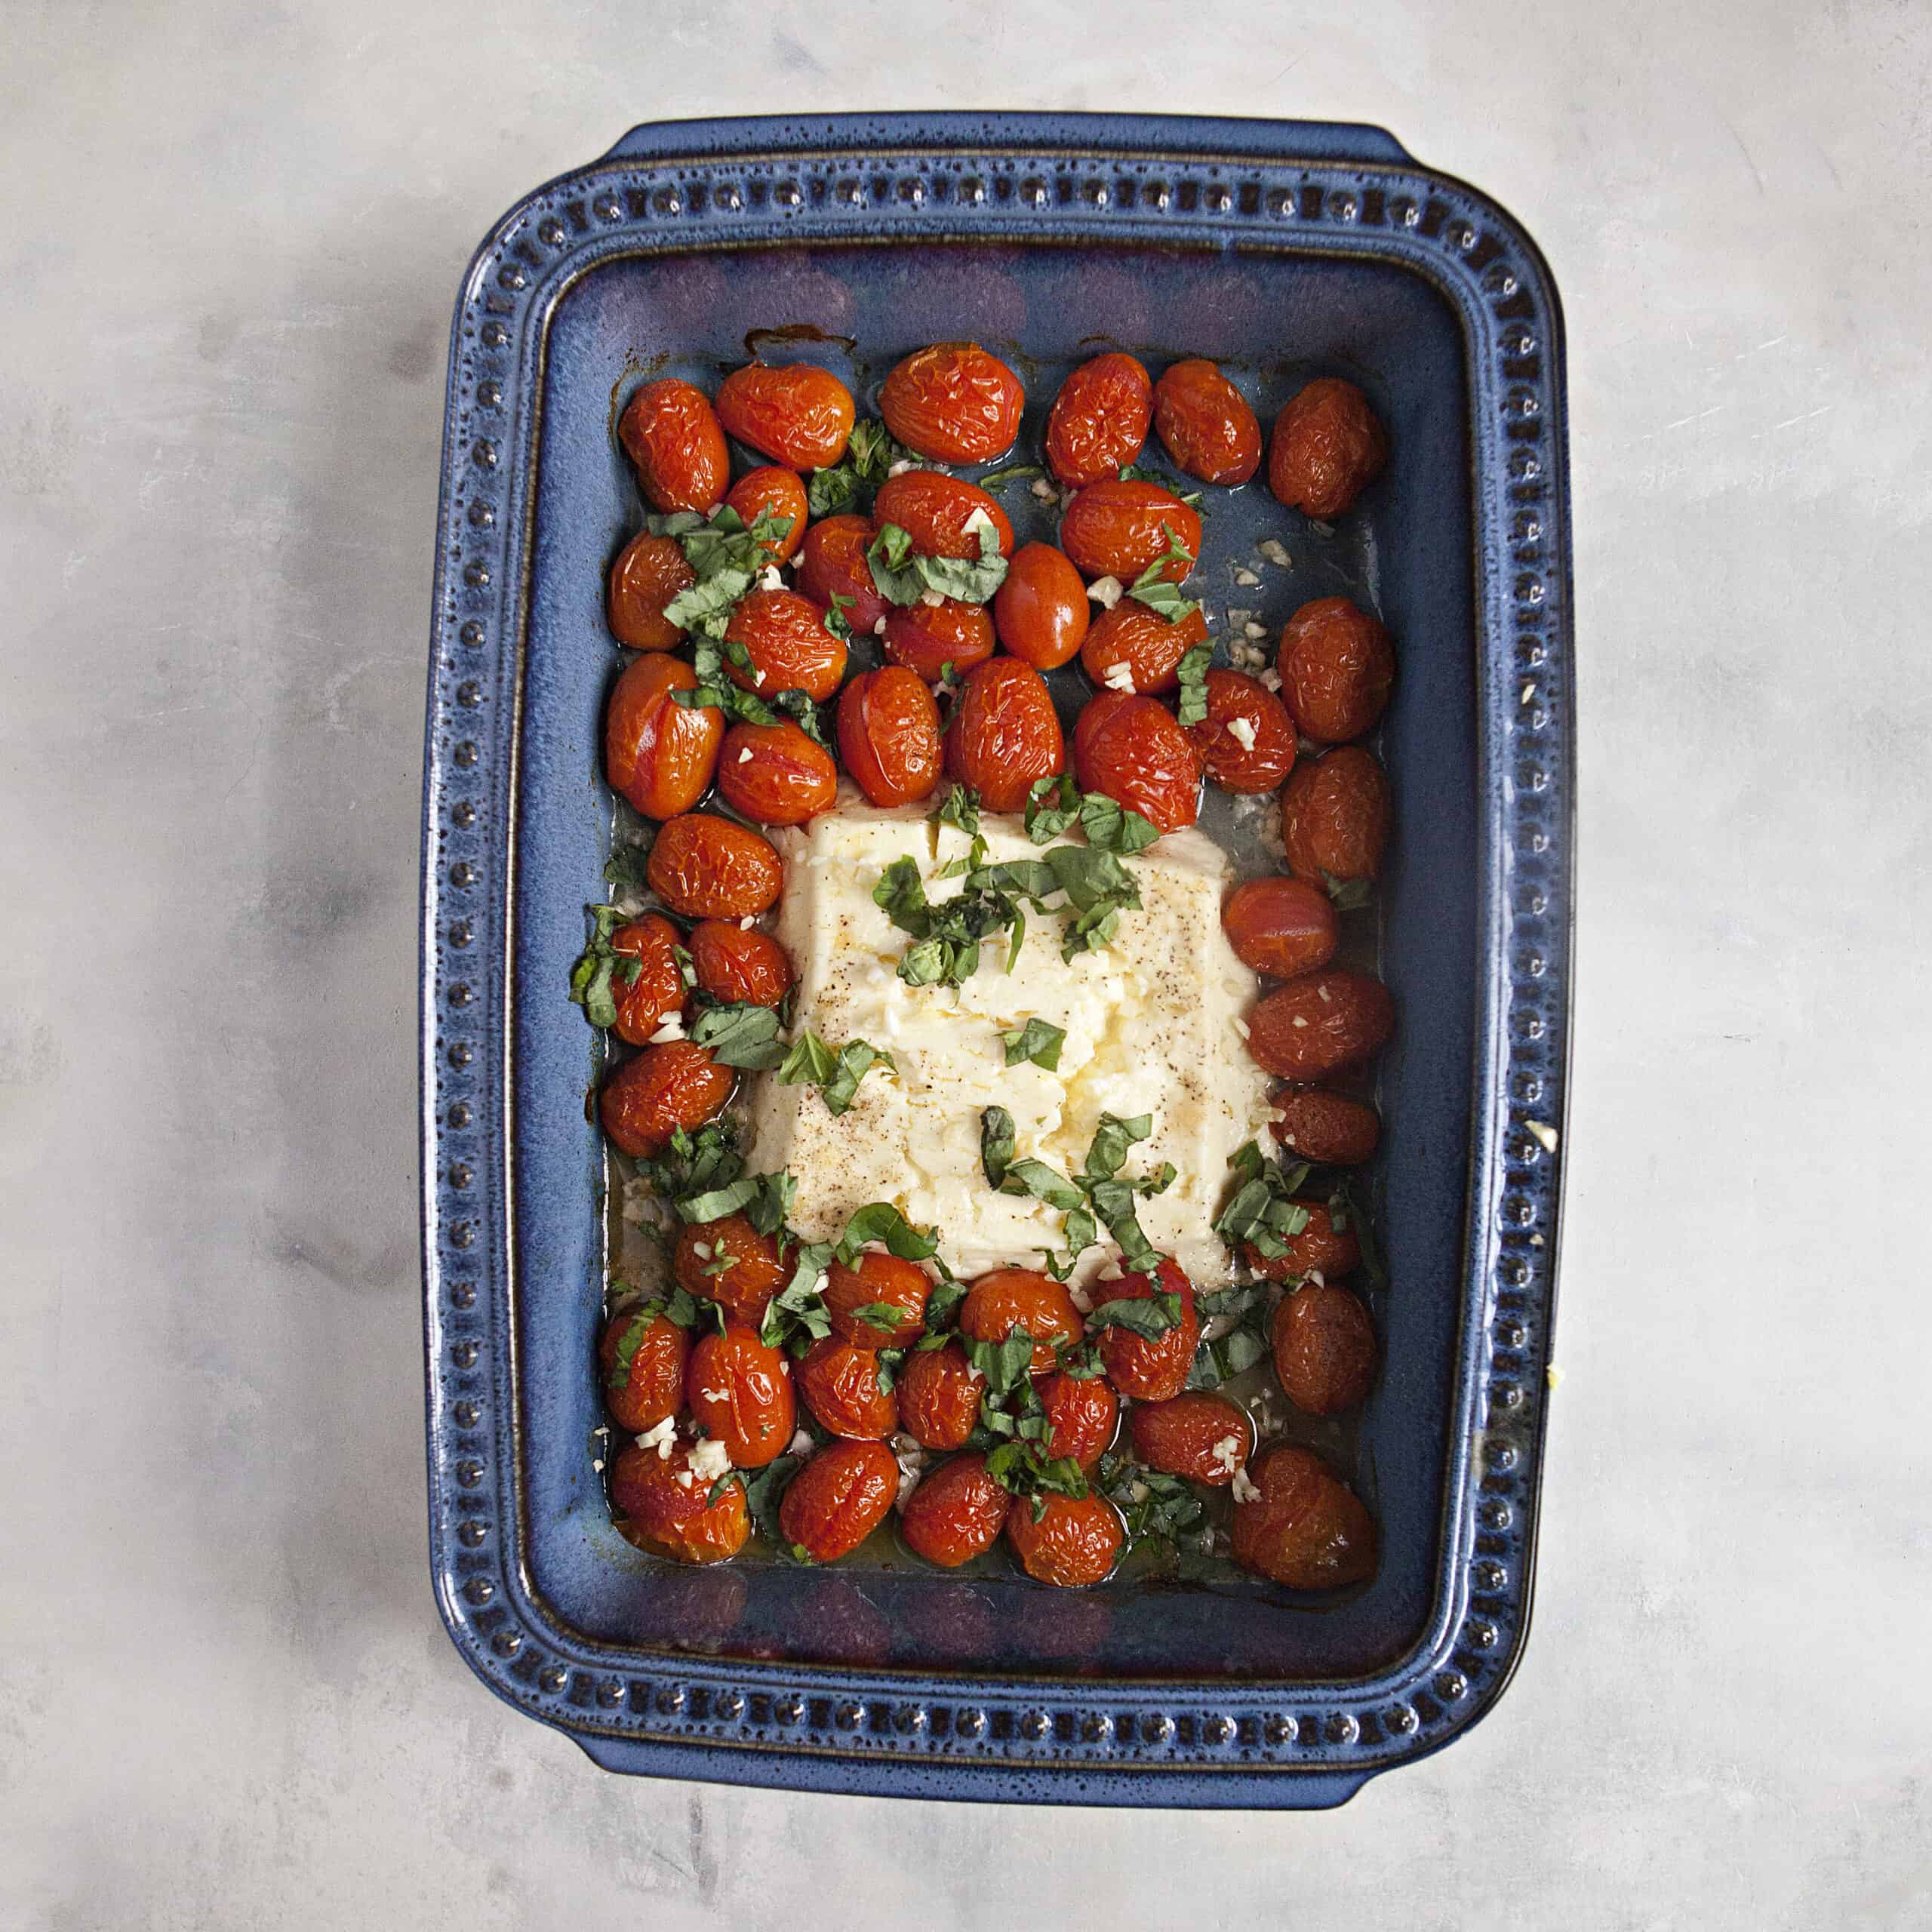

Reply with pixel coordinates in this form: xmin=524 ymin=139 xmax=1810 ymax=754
xmin=420 ymin=111 xmax=1572 ymax=1806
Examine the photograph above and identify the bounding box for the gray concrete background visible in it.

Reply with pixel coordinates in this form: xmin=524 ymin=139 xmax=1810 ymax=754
xmin=4 ymin=3 xmax=1928 ymax=1925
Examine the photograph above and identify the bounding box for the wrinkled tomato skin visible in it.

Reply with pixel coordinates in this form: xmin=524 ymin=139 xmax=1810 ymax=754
xmin=945 ymin=658 xmax=1066 ymax=812
xmin=1153 ymin=358 xmax=1263 ymax=486
xmin=958 ymin=1269 xmax=1083 ymax=1375
xmin=610 ymin=1442 xmax=751 ymax=1564
xmin=1278 ymin=598 xmax=1395 ymax=743
xmin=1281 ymin=745 xmax=1392 ymax=884
xmin=992 ymin=542 xmax=1089 ymax=670
xmin=879 ymin=342 xmax=1025 ymax=464
xmin=687 ymin=920 xmax=793 ymax=1010
xmin=598 ymin=1306 xmax=690 ymax=1433
xmin=606 ymin=914 xmax=687 ymax=1047
xmin=646 ymin=814 xmax=783 ymax=919
xmin=715 ymin=361 xmax=856 ymax=470
xmin=715 ymin=720 xmax=838 ymax=827
xmin=1268 ymin=377 xmax=1389 ymax=520
xmin=882 ymin=599 xmax=996 ymax=685
xmin=1072 ymin=689 xmax=1134 ymax=764
xmin=835 ymin=666 xmax=943 ymax=807
xmin=872 ymin=471 xmax=1015 ymax=558
xmin=724 ymin=588 xmax=848 ymax=703
xmin=1190 ymin=669 xmax=1298 ymax=792
xmin=605 ymin=653 xmax=723 ymax=821
xmin=795 ymin=514 xmax=891 ymax=635
xmin=599 ymin=1040 xmax=734 ymax=1158
xmin=795 ymin=1337 xmax=899 ymax=1441
xmin=1231 ymin=1442 xmax=1376 ymax=1589
xmin=1221 ymin=876 xmax=1340 ymax=980
xmin=1097 ymin=1257 xmax=1199 ymax=1402
xmin=1060 ymin=480 xmax=1201 ymax=583
xmin=1245 ymin=970 xmax=1395 ymax=1081
xmin=900 ymin=1453 xmax=1009 ymax=1567
xmin=1072 ymin=692 xmax=1202 ymax=835
xmin=1271 ymin=1089 xmax=1381 ymax=1166
xmin=724 ymin=465 xmax=810 ymax=563
xmin=1129 ymin=1390 xmax=1252 ymax=1487
xmin=672 ymin=1212 xmax=788 ymax=1326
xmin=1037 ymin=1373 xmax=1118 ymax=1471
xmin=607 ymin=531 xmax=695 ymax=651
xmin=1272 ymin=1282 xmax=1377 ymax=1416
xmin=1078 ymin=600 xmax=1207 ymax=698
xmin=895 ymin=1341 xmax=986 ymax=1451
xmin=823 ymin=1251 xmax=932 ymax=1349
xmin=1045 ymin=352 xmax=1153 ymax=488
xmin=685 ymin=1324 xmax=796 ymax=1467
xmin=1004 ymin=1491 xmax=1124 ymax=1588
xmin=779 ymin=1440 xmax=900 ymax=1561
xmin=1244 ymin=1196 xmax=1362 ymax=1285
xmin=618 ymin=378 xmax=730 ymax=514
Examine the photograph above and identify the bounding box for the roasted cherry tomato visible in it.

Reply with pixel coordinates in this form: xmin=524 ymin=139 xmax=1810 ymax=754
xmin=899 ymin=1452 xmax=1009 ymax=1567
xmin=605 ymin=913 xmax=687 ymax=1047
xmin=1245 ymin=970 xmax=1394 ymax=1081
xmin=605 ymin=652 xmax=723 ymax=821
xmin=1220 ymin=877 xmax=1340 ymax=980
xmin=1153 ymin=358 xmax=1263 ymax=485
xmin=724 ymin=465 xmax=809 ymax=563
xmin=1277 ymin=598 xmax=1395 ymax=744
xmin=672 ymin=1212 xmax=788 ymax=1327
xmin=992 ymin=542 xmax=1089 ymax=670
xmin=945 ymin=658 xmax=1065 ymax=812
xmin=686 ymin=1324 xmax=796 ymax=1467
xmin=715 ymin=361 xmax=856 ymax=470
xmin=1272 ymin=1281 xmax=1377 ymax=1415
xmin=1037 ymin=1372 xmax=1118 ymax=1471
xmin=882 ymin=598 xmax=997 ymax=685
xmin=598 ymin=1305 xmax=690 ymax=1433
xmin=716 ymin=720 xmax=838 ymax=827
xmin=1268 ymin=377 xmax=1388 ymax=519
xmin=958 ymin=1268 xmax=1083 ymax=1375
xmin=646 ymin=814 xmax=783 ymax=919
xmin=1128 ymin=1389 xmax=1251 ymax=1486
xmin=1004 ymin=1491 xmax=1123 ymax=1588
xmin=795 ymin=1337 xmax=898 ymax=1441
xmin=823 ymin=1251 xmax=932 ymax=1349
xmin=1071 ymin=688 xmax=1134 ymax=764
xmin=724 ymin=587 xmax=848 ymax=703
xmin=1244 ymin=1196 xmax=1361 ymax=1284
xmin=795 ymin=512 xmax=891 ymax=636
xmin=599 ymin=1040 xmax=734 ymax=1158
xmin=610 ymin=1441 xmax=750 ymax=1564
xmin=780 ymin=1439 xmax=900 ymax=1561
xmin=607 ymin=531 xmax=696 ymax=651
xmin=1189 ymin=669 xmax=1297 ymax=792
xmin=1095 ymin=1257 xmax=1199 ymax=1401
xmin=1059 ymin=479 xmax=1201 ymax=583
xmin=1271 ymin=1089 xmax=1381 ymax=1166
xmin=687 ymin=919 xmax=793 ymax=1010
xmin=879 ymin=342 xmax=1025 ymax=463
xmin=896 ymin=1340 xmax=986 ymax=1451
xmin=1281 ymin=745 xmax=1391 ymax=884
xmin=1072 ymin=691 xmax=1202 ymax=835
xmin=617 ymin=377 xmax=730 ymax=515
xmin=1079 ymin=600 xmax=1207 ymax=697
xmin=872 ymin=470 xmax=1014 ymax=558
xmin=1044 ymin=352 xmax=1153 ymax=488
xmin=835 ymin=665 xmax=943 ymax=807
xmin=1231 ymin=1442 xmax=1376 ymax=1589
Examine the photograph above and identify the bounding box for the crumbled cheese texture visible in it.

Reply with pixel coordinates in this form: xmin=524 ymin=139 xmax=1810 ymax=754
xmin=745 ymin=794 xmax=1273 ymax=1287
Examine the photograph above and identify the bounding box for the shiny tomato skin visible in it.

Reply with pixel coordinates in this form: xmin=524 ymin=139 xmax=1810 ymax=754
xmin=882 ymin=598 xmax=996 ymax=685
xmin=958 ymin=1269 xmax=1082 ymax=1375
xmin=1037 ymin=1373 xmax=1118 ymax=1472
xmin=1072 ymin=691 xmax=1202 ymax=835
xmin=779 ymin=1439 xmax=900 ymax=1561
xmin=1189 ymin=669 xmax=1297 ymax=792
xmin=1153 ymin=358 xmax=1263 ymax=485
xmin=1243 ymin=1197 xmax=1361 ymax=1284
xmin=823 ymin=1251 xmax=932 ymax=1349
xmin=992 ymin=542 xmax=1089 ymax=670
xmin=724 ymin=587 xmax=848 ymax=703
xmin=598 ymin=1306 xmax=690 ymax=1433
xmin=1230 ymin=1442 xmax=1376 ymax=1589
xmin=1278 ymin=597 xmax=1395 ymax=744
xmin=599 ymin=1041 xmax=733 ymax=1158
xmin=795 ymin=513 xmax=891 ymax=636
xmin=1268 ymin=377 xmax=1388 ymax=519
xmin=1079 ymin=600 xmax=1205 ymax=699
xmin=872 ymin=470 xmax=1014 ymax=558
xmin=724 ymin=465 xmax=809 ymax=562
xmin=604 ymin=653 xmax=723 ymax=821
xmin=1281 ymin=745 xmax=1392 ymax=884
xmin=1004 ymin=1491 xmax=1123 ymax=1587
xmin=896 ymin=1341 xmax=986 ymax=1451
xmin=1220 ymin=876 xmax=1340 ymax=980
xmin=618 ymin=378 xmax=730 ymax=514
xmin=899 ymin=1452 xmax=1009 ymax=1567
xmin=687 ymin=920 xmax=793 ymax=1010
xmin=607 ymin=531 xmax=695 ymax=651
xmin=1072 ymin=688 xmax=1134 ymax=764
xmin=795 ymin=1337 xmax=898 ymax=1441
xmin=609 ymin=1441 xmax=750 ymax=1564
xmin=715 ymin=361 xmax=856 ymax=470
xmin=1045 ymin=352 xmax=1153 ymax=488
xmin=715 ymin=720 xmax=838 ymax=827
xmin=879 ymin=342 xmax=1025 ymax=463
xmin=944 ymin=658 xmax=1066 ymax=812
xmin=1096 ymin=1257 xmax=1199 ymax=1402
xmin=1060 ymin=480 xmax=1201 ymax=583
xmin=645 ymin=814 xmax=783 ymax=919
xmin=1128 ymin=1389 xmax=1252 ymax=1486
xmin=686 ymin=1324 xmax=795 ymax=1467
xmin=1272 ymin=1281 xmax=1377 ymax=1415
xmin=1270 ymin=1089 xmax=1381 ymax=1166
xmin=605 ymin=914 xmax=687 ymax=1047
xmin=1245 ymin=970 xmax=1394 ymax=1081
xmin=835 ymin=666 xmax=943 ymax=807
xmin=672 ymin=1213 xmax=788 ymax=1326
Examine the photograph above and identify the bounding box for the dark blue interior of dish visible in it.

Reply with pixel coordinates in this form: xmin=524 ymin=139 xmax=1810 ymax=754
xmin=509 ymin=241 xmax=1475 ymax=1681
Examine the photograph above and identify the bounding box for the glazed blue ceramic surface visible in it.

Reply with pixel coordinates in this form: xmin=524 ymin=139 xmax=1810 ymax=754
xmin=420 ymin=112 xmax=1573 ymax=1806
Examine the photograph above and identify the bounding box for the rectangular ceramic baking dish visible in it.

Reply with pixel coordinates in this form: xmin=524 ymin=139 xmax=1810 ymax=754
xmin=420 ymin=110 xmax=1573 ymax=1807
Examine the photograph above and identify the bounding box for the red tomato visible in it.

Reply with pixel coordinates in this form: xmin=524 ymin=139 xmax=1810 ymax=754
xmin=1059 ymin=480 xmax=1201 ymax=583
xmin=779 ymin=1440 xmax=900 ymax=1561
xmin=1272 ymin=1281 xmax=1377 ymax=1415
xmin=1220 ymin=877 xmax=1340 ymax=980
xmin=605 ymin=914 xmax=686 ymax=1048
xmin=1189 ymin=669 xmax=1297 ymax=792
xmin=872 ymin=471 xmax=1014 ymax=558
xmin=1268 ymin=377 xmax=1388 ymax=519
xmin=1045 ymin=352 xmax=1153 ymax=488
xmin=1276 ymin=597 xmax=1395 ymax=743
xmin=715 ymin=720 xmax=838 ymax=827
xmin=944 ymin=658 xmax=1066 ymax=812
xmin=1153 ymin=358 xmax=1263 ymax=485
xmin=958 ymin=1269 xmax=1082 ymax=1375
xmin=896 ymin=1340 xmax=986 ymax=1451
xmin=1004 ymin=1491 xmax=1123 ymax=1587
xmin=1244 ymin=971 xmax=1394 ymax=1081
xmin=645 ymin=814 xmax=783 ymax=919
xmin=724 ymin=466 xmax=809 ymax=562
xmin=609 ymin=1441 xmax=749 ymax=1564
xmin=598 ymin=1041 xmax=734 ymax=1158
xmin=604 ymin=653 xmax=723 ymax=821
xmin=686 ymin=921 xmax=793 ymax=1009
xmin=900 ymin=1452 xmax=1009 ymax=1567
xmin=1078 ymin=601 xmax=1208 ymax=697
xmin=992 ymin=542 xmax=1089 ymax=669
xmin=1095 ymin=1257 xmax=1199 ymax=1401
xmin=795 ymin=1337 xmax=898 ymax=1441
xmin=1128 ymin=1390 xmax=1252 ymax=1485
xmin=795 ymin=513 xmax=891 ymax=636
xmin=1243 ymin=1197 xmax=1361 ymax=1284
xmin=617 ymin=378 xmax=729 ymax=514
xmin=598 ymin=1306 xmax=689 ymax=1434
xmin=686 ymin=1324 xmax=795 ymax=1467
xmin=879 ymin=342 xmax=1025 ymax=463
xmin=881 ymin=598 xmax=996 ymax=685
xmin=1037 ymin=1373 xmax=1118 ymax=1471
xmin=1230 ymin=1442 xmax=1376 ymax=1589
xmin=1281 ymin=745 xmax=1392 ymax=884
xmin=724 ymin=588 xmax=848 ymax=703
xmin=672 ymin=1213 xmax=787 ymax=1327
xmin=1270 ymin=1090 xmax=1381 ymax=1166
xmin=823 ymin=1251 xmax=932 ymax=1349
xmin=715 ymin=361 xmax=856 ymax=469
xmin=607 ymin=532 xmax=694 ymax=651
xmin=1072 ymin=692 xmax=1201 ymax=835
xmin=836 ymin=666 xmax=944 ymax=806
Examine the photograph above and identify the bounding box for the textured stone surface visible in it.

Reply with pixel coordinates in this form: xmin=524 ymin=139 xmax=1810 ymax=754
xmin=2 ymin=4 xmax=1929 ymax=1927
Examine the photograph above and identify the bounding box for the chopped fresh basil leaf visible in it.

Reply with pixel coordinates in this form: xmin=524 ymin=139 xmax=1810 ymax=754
xmin=1322 ymin=869 xmax=1374 ymax=912
xmin=1211 ymin=1143 xmax=1315 ymax=1258
xmin=1023 ymin=773 xmax=1081 ymax=844
xmin=1083 ymin=1111 xmax=1152 ymax=1182
xmin=568 ymin=903 xmax=647 ymax=1030
xmin=977 ymin=462 xmax=1045 ymax=488
xmin=964 ymin=1331 xmax=1038 ymax=1398
xmin=866 ymin=512 xmax=1008 ymax=608
xmin=603 ymin=841 xmax=654 ymax=891
xmin=979 ymin=1106 xmax=1017 ymax=1191
xmin=605 ymin=1307 xmax=658 ymax=1389
xmin=933 ymin=783 xmax=981 ymax=837
xmin=1118 ymin=463 xmax=1204 ymax=507
xmin=1124 ymin=523 xmax=1201 ymax=623
xmin=1001 ymin=1017 xmax=1067 ymax=1071
xmin=1174 ymin=641 xmax=1215 ymax=727
xmin=985 ymin=1439 xmax=1089 ymax=1505
xmin=776 ymin=1029 xmax=894 ymax=1117
xmin=688 ymin=1001 xmax=786 ymax=1069
xmin=742 ymin=1452 xmax=803 ymax=1542
xmin=835 ymin=1203 xmax=939 ymax=1267
xmin=759 ymin=1241 xmax=834 ymax=1354
xmin=1077 ymin=791 xmax=1161 ymax=855
xmin=635 ymin=1118 xmax=744 ymax=1204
